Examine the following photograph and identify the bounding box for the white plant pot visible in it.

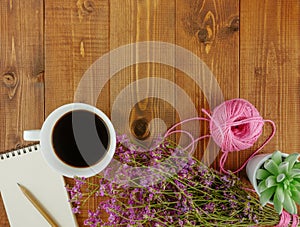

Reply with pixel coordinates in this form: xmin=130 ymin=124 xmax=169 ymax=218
xmin=246 ymin=153 xmax=272 ymax=195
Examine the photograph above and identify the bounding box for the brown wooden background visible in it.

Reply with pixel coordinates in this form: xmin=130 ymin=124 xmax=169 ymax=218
xmin=0 ymin=0 xmax=299 ymax=226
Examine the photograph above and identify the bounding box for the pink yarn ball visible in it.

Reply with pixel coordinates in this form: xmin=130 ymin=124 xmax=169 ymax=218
xmin=210 ymin=98 xmax=264 ymax=152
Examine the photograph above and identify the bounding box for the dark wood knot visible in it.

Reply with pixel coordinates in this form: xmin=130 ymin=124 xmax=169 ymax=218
xmin=83 ymin=0 xmax=94 ymax=12
xmin=131 ymin=118 xmax=150 ymax=140
xmin=197 ymin=28 xmax=209 ymax=43
xmin=229 ymin=17 xmax=239 ymax=31
xmin=2 ymin=72 xmax=17 ymax=88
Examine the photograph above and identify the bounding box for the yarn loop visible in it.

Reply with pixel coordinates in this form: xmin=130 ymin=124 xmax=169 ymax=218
xmin=275 ymin=210 xmax=299 ymax=227
xmin=164 ymin=98 xmax=276 ymax=174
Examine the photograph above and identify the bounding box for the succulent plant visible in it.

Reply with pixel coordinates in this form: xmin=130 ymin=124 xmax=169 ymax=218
xmin=256 ymin=151 xmax=300 ymax=214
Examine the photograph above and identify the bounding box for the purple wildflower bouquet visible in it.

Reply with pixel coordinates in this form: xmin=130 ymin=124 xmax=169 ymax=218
xmin=67 ymin=135 xmax=279 ymax=226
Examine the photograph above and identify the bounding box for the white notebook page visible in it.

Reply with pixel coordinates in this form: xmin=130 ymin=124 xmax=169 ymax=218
xmin=0 ymin=144 xmax=78 ymax=227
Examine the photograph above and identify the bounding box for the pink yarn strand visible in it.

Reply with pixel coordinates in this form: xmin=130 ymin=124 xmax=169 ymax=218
xmin=164 ymin=117 xmax=210 ymax=154
xmin=292 ymin=214 xmax=299 ymax=227
xmin=276 ymin=211 xmax=291 ymax=227
xmin=275 ymin=210 xmax=299 ymax=227
xmin=219 ymin=119 xmax=276 ymax=174
xmin=185 ymin=134 xmax=211 ymax=152
xmin=165 ymin=129 xmax=196 ymax=153
xmin=164 ymin=117 xmax=209 ymax=139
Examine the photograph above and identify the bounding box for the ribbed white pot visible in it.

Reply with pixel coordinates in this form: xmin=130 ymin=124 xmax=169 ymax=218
xmin=246 ymin=154 xmax=272 ymax=195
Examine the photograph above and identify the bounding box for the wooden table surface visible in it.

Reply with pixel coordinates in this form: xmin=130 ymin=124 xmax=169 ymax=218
xmin=0 ymin=0 xmax=299 ymax=226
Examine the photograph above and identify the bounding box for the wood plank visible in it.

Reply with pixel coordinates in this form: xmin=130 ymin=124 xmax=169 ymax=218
xmin=109 ymin=0 xmax=176 ymax=149
xmin=176 ymin=0 xmax=239 ymax=170
xmin=44 ymin=0 xmax=109 ymax=225
xmin=240 ymin=0 xmax=300 ymax=170
xmin=0 ymin=0 xmax=44 ymax=226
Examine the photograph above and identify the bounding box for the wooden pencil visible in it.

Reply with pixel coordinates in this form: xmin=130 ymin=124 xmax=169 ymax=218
xmin=17 ymin=183 xmax=58 ymax=227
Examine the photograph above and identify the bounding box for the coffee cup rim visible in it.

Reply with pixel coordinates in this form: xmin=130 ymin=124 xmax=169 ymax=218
xmin=40 ymin=103 xmax=116 ymax=178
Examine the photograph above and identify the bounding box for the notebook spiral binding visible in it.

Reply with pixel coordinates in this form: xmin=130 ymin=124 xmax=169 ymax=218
xmin=0 ymin=143 xmax=39 ymax=160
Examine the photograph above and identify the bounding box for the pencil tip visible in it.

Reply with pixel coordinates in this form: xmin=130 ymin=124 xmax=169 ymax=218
xmin=17 ymin=183 xmax=21 ymax=186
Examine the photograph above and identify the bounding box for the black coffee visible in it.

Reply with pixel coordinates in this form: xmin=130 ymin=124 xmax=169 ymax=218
xmin=52 ymin=110 xmax=110 ymax=167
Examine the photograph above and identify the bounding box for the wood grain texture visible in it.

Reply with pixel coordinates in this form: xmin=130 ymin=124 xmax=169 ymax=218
xmin=240 ymin=0 xmax=300 ymax=174
xmin=109 ymin=0 xmax=176 ymax=147
xmin=44 ymin=0 xmax=109 ymax=225
xmin=176 ymin=0 xmax=239 ymax=170
xmin=0 ymin=0 xmax=44 ymax=226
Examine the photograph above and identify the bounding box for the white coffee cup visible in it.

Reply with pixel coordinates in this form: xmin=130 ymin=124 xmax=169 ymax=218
xmin=23 ymin=103 xmax=116 ymax=178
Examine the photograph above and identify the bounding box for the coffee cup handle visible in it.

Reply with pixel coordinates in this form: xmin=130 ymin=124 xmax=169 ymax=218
xmin=23 ymin=130 xmax=41 ymax=141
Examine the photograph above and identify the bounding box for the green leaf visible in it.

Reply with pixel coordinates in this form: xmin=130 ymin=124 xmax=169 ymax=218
xmin=275 ymin=184 xmax=284 ymax=203
xmin=258 ymin=180 xmax=267 ymax=193
xmin=283 ymin=181 xmax=289 ymax=191
xmin=291 ymin=180 xmax=300 ymax=191
xmin=278 ymin=162 xmax=289 ymax=174
xmin=289 ymin=169 xmax=300 ymax=178
xmin=290 ymin=185 xmax=298 ymax=191
xmin=256 ymin=169 xmax=271 ymax=180
xmin=283 ymin=191 xmax=297 ymax=214
xmin=265 ymin=176 xmax=277 ymax=188
xmin=276 ymin=173 xmax=286 ymax=183
xmin=264 ymin=159 xmax=279 ymax=175
xmin=293 ymin=177 xmax=300 ymax=183
xmin=272 ymin=151 xmax=283 ymax=165
xmin=273 ymin=193 xmax=283 ymax=214
xmin=291 ymin=189 xmax=300 ymax=205
xmin=285 ymin=153 xmax=300 ymax=170
xmin=293 ymin=178 xmax=300 ymax=183
xmin=293 ymin=176 xmax=300 ymax=181
xmin=293 ymin=162 xmax=300 ymax=169
xmin=260 ymin=186 xmax=276 ymax=206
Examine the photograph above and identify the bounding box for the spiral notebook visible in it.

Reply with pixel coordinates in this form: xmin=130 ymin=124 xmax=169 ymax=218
xmin=0 ymin=144 xmax=78 ymax=227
